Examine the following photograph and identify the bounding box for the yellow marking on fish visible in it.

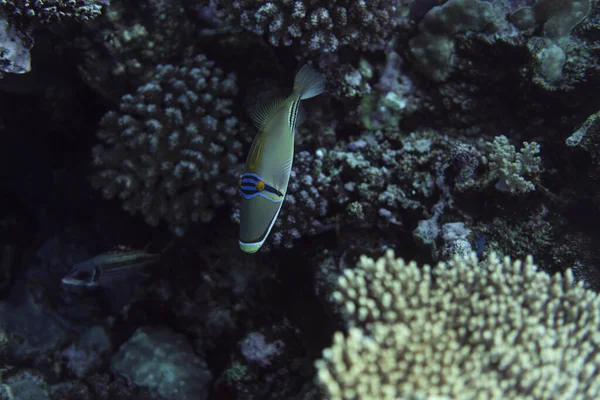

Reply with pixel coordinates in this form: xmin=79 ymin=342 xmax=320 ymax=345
xmin=248 ymin=133 xmax=264 ymax=170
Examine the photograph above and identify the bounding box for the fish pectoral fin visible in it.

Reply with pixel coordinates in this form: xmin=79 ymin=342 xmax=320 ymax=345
xmin=278 ymin=156 xmax=293 ymax=183
xmin=250 ymin=97 xmax=285 ymax=129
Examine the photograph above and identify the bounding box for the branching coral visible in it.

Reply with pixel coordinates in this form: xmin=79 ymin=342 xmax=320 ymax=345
xmin=487 ymin=135 xmax=541 ymax=194
xmin=91 ymin=54 xmax=248 ymax=236
xmin=215 ymin=0 xmax=399 ymax=53
xmin=316 ymin=250 xmax=600 ymax=399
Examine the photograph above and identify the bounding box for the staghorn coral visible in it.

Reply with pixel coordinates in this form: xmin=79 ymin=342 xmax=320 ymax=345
xmin=316 ymin=250 xmax=600 ymax=399
xmin=91 ymin=54 xmax=248 ymax=236
xmin=0 ymin=0 xmax=103 ymax=24
xmin=450 ymin=136 xmax=543 ymax=195
xmin=215 ymin=0 xmax=399 ymax=53
xmin=487 ymin=135 xmax=541 ymax=195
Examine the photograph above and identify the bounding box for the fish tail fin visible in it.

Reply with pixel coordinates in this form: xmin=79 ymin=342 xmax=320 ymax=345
xmin=293 ymin=65 xmax=325 ymax=100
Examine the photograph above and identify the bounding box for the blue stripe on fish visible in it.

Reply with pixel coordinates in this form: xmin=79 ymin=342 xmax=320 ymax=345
xmin=239 ymin=173 xmax=284 ymax=202
xmin=242 ymin=173 xmax=262 ymax=181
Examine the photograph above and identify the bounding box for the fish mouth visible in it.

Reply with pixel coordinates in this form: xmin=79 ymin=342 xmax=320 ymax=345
xmin=61 ymin=277 xmax=96 ymax=288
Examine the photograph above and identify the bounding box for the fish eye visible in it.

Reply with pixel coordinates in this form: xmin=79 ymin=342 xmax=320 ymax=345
xmin=256 ymin=181 xmax=265 ymax=191
xmin=73 ymin=271 xmax=92 ymax=280
xmin=238 ymin=178 xmax=242 ymax=187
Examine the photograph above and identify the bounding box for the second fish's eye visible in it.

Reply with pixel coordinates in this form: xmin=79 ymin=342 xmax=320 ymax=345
xmin=256 ymin=181 xmax=265 ymax=191
xmin=74 ymin=270 xmax=92 ymax=280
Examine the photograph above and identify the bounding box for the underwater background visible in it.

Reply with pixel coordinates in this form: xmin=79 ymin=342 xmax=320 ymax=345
xmin=1 ymin=0 xmax=600 ymax=399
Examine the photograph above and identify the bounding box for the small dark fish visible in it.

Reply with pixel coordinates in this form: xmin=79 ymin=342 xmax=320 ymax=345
xmin=61 ymin=246 xmax=161 ymax=289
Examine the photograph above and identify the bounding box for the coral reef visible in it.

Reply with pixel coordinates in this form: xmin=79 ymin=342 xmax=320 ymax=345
xmin=91 ymin=54 xmax=248 ymax=236
xmin=111 ymin=326 xmax=212 ymax=400
xmin=232 ymin=149 xmax=335 ymax=250
xmin=316 ymin=250 xmax=600 ymax=399
xmin=0 ymin=9 xmax=33 ymax=74
xmin=1 ymin=0 xmax=103 ymax=24
xmin=0 ymin=0 xmax=599 ymax=399
xmin=215 ymin=0 xmax=400 ymax=53
xmin=408 ymin=0 xmax=512 ymax=82
xmin=487 ymin=135 xmax=542 ymax=194
xmin=76 ymin=0 xmax=199 ymax=100
xmin=0 ymin=0 xmax=104 ymax=76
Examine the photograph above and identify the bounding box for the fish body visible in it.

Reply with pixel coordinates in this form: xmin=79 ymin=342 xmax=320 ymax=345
xmin=61 ymin=246 xmax=160 ymax=289
xmin=239 ymin=65 xmax=325 ymax=253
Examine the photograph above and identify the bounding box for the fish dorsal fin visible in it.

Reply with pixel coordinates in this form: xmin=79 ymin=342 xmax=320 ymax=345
xmin=250 ymin=97 xmax=284 ymax=130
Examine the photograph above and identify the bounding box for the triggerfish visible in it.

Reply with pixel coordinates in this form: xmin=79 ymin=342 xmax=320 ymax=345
xmin=238 ymin=65 xmax=326 ymax=253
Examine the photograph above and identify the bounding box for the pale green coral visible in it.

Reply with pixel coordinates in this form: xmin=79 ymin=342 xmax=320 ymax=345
xmin=487 ymin=135 xmax=541 ymax=195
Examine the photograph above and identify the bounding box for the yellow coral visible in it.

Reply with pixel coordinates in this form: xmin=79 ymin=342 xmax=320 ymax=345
xmin=316 ymin=250 xmax=600 ymax=399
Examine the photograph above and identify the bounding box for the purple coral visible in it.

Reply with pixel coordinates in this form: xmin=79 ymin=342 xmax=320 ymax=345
xmin=240 ymin=332 xmax=284 ymax=367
